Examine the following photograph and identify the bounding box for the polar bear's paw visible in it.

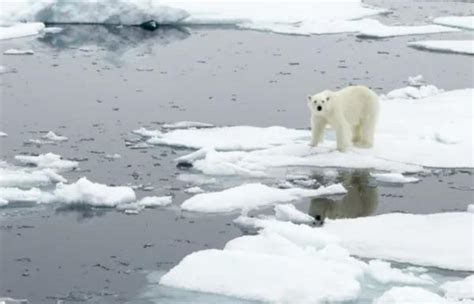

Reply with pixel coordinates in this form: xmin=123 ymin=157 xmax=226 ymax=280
xmin=354 ymin=141 xmax=373 ymax=149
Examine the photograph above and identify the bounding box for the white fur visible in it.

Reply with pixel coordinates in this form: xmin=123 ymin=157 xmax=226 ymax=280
xmin=307 ymin=86 xmax=379 ymax=152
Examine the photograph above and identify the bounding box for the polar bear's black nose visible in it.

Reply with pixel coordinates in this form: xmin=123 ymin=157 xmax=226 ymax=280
xmin=317 ymin=106 xmax=322 ymax=111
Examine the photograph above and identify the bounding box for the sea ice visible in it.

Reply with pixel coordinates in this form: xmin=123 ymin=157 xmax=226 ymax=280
xmin=366 ymin=260 xmax=433 ymax=285
xmin=374 ymin=287 xmax=446 ymax=304
xmin=441 ymin=275 xmax=474 ymax=300
xmin=0 ymin=131 xmax=8 ymax=137
xmin=357 ymin=20 xmax=458 ymax=38
xmin=3 ymin=48 xmax=35 ymax=55
xmin=132 ymin=127 xmax=162 ymax=138
xmin=407 ymin=75 xmax=424 ymax=86
xmin=116 ymin=196 xmax=172 ymax=210
xmin=52 ymin=177 xmax=136 ymax=207
xmin=162 ymin=121 xmax=214 ymax=129
xmin=181 ymin=183 xmax=346 ymax=213
xmin=383 ymin=85 xmax=443 ymax=99
xmin=408 ymin=40 xmax=474 ymax=55
xmin=43 ymin=26 xmax=63 ymax=33
xmin=371 ymin=173 xmax=420 ymax=184
xmin=41 ymin=131 xmax=68 ymax=142
xmin=15 ymin=153 xmax=78 ymax=171
xmin=0 ymin=187 xmax=54 ymax=205
xmin=184 ymin=186 xmax=204 ymax=194
xmin=0 ymin=22 xmax=44 ymax=40
xmin=0 ymin=166 xmax=66 ymax=188
xmin=274 ymin=204 xmax=314 ymax=224
xmin=433 ymin=16 xmax=474 ymax=30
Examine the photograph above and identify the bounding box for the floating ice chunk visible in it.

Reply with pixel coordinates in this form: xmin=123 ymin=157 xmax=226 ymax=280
xmin=184 ymin=186 xmax=204 ymax=194
xmin=0 ymin=22 xmax=45 ymax=40
xmin=132 ymin=127 xmax=162 ymax=138
xmin=147 ymin=126 xmax=309 ymax=151
xmin=366 ymin=260 xmax=433 ymax=285
xmin=357 ymin=20 xmax=458 ymax=38
xmin=374 ymin=287 xmax=445 ymax=304
xmin=136 ymin=196 xmax=172 ymax=207
xmin=371 ymin=173 xmax=420 ymax=184
xmin=324 ymin=212 xmax=474 ymax=271
xmin=181 ymin=183 xmax=346 ymax=213
xmin=163 ymin=121 xmax=214 ymax=129
xmin=52 ymin=177 xmax=136 ymax=207
xmin=433 ymin=16 xmax=474 ymax=30
xmin=124 ymin=209 xmax=140 ymax=215
xmin=0 ymin=297 xmax=29 ymax=304
xmin=15 ymin=153 xmax=78 ymax=171
xmin=41 ymin=131 xmax=68 ymax=142
xmin=383 ymin=85 xmax=443 ymax=99
xmin=0 ymin=187 xmax=54 ymax=204
xmin=274 ymin=204 xmax=314 ymax=224
xmin=468 ymin=205 xmax=474 ymax=213
xmin=0 ymin=167 xmax=66 ymax=187
xmin=3 ymin=48 xmax=34 ymax=55
xmin=104 ymin=153 xmax=121 ymax=160
xmin=441 ymin=275 xmax=474 ymax=300
xmin=0 ymin=131 xmax=7 ymax=137
xmin=43 ymin=26 xmax=62 ymax=33
xmin=129 ymin=142 xmax=152 ymax=149
xmin=0 ymin=198 xmax=8 ymax=206
xmin=408 ymin=75 xmax=424 ymax=86
xmin=160 ymin=248 xmax=363 ymax=303
xmin=408 ymin=40 xmax=474 ymax=55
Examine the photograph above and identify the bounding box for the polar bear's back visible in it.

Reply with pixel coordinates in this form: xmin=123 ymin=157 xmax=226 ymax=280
xmin=334 ymin=85 xmax=379 ymax=124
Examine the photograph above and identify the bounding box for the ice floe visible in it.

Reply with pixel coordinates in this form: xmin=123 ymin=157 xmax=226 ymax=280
xmin=366 ymin=260 xmax=433 ymax=285
xmin=0 ymin=131 xmax=8 ymax=137
xmin=408 ymin=75 xmax=425 ymax=86
xmin=0 ymin=22 xmax=44 ymax=40
xmin=382 ymin=85 xmax=443 ymax=100
xmin=3 ymin=48 xmax=34 ymax=55
xmin=41 ymin=131 xmax=68 ymax=142
xmin=181 ymin=183 xmax=346 ymax=213
xmin=184 ymin=186 xmax=204 ymax=194
xmin=408 ymin=40 xmax=474 ymax=55
xmin=162 ymin=121 xmax=214 ymax=130
xmin=52 ymin=177 xmax=136 ymax=207
xmin=117 ymin=195 xmax=172 ymax=211
xmin=356 ymin=19 xmax=459 ymax=38
xmin=374 ymin=287 xmax=446 ymax=304
xmin=0 ymin=165 xmax=66 ymax=188
xmin=441 ymin=275 xmax=474 ymax=300
xmin=433 ymin=16 xmax=474 ymax=30
xmin=166 ymin=88 xmax=472 ymax=175
xmin=0 ymin=187 xmax=54 ymax=205
xmin=132 ymin=127 xmax=162 ymax=138
xmin=15 ymin=153 xmax=78 ymax=171
xmin=371 ymin=173 xmax=419 ymax=184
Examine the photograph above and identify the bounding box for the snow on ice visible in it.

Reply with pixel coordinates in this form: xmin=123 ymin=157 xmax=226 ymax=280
xmin=433 ymin=16 xmax=474 ymax=30
xmin=181 ymin=183 xmax=346 ymax=213
xmin=408 ymin=40 xmax=474 ymax=55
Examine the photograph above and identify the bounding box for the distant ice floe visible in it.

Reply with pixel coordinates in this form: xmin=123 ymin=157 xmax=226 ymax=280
xmin=3 ymin=48 xmax=34 ymax=55
xmin=150 ymin=88 xmax=472 ymax=175
xmin=0 ymin=131 xmax=7 ymax=137
xmin=371 ymin=173 xmax=419 ymax=184
xmin=408 ymin=40 xmax=474 ymax=55
xmin=184 ymin=186 xmax=204 ymax=194
xmin=433 ymin=16 xmax=474 ymax=30
xmin=162 ymin=121 xmax=214 ymax=130
xmin=161 ymin=211 xmax=473 ymax=302
xmin=408 ymin=75 xmax=425 ymax=86
xmin=0 ymin=166 xmax=66 ymax=188
xmin=14 ymin=153 xmax=78 ymax=171
xmin=356 ymin=19 xmax=458 ymax=38
xmin=0 ymin=22 xmax=44 ymax=40
xmin=41 ymin=131 xmax=68 ymax=142
xmin=132 ymin=127 xmax=162 ymax=138
xmin=441 ymin=275 xmax=474 ymax=300
xmin=181 ymin=183 xmax=346 ymax=213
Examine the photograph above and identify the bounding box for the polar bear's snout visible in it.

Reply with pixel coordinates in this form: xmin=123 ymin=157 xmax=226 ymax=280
xmin=317 ymin=106 xmax=322 ymax=111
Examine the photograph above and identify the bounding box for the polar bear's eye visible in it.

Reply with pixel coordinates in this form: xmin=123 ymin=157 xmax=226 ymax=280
xmin=326 ymin=97 xmax=330 ymax=101
xmin=321 ymin=100 xmax=325 ymax=104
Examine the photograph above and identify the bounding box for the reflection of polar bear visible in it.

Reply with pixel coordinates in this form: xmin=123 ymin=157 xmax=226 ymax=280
xmin=307 ymin=86 xmax=379 ymax=152
xmin=308 ymin=171 xmax=378 ymax=226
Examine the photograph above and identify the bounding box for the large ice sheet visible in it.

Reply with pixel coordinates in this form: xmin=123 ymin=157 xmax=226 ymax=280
xmin=0 ymin=22 xmax=45 ymax=40
xmin=433 ymin=16 xmax=474 ymax=30
xmin=170 ymin=89 xmax=472 ymax=175
xmin=409 ymin=40 xmax=474 ymax=55
xmin=181 ymin=183 xmax=346 ymax=213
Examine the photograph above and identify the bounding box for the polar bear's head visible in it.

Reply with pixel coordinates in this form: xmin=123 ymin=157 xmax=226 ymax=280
xmin=307 ymin=90 xmax=333 ymax=117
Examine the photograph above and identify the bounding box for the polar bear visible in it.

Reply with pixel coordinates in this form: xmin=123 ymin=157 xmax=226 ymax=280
xmin=307 ymin=86 xmax=379 ymax=152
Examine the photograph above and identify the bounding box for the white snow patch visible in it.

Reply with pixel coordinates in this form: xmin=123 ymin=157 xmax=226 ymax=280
xmin=181 ymin=183 xmax=346 ymax=213
xmin=132 ymin=127 xmax=162 ymax=138
xmin=41 ymin=131 xmax=68 ymax=142
xmin=184 ymin=186 xmax=204 ymax=194
xmin=148 ymin=126 xmax=309 ymax=151
xmin=15 ymin=153 xmax=78 ymax=171
xmin=356 ymin=20 xmax=458 ymax=38
xmin=409 ymin=40 xmax=474 ymax=55
xmin=3 ymin=48 xmax=34 ymax=55
xmin=371 ymin=173 xmax=420 ymax=184
xmin=383 ymin=85 xmax=443 ymax=100
xmin=52 ymin=177 xmax=136 ymax=207
xmin=274 ymin=204 xmax=314 ymax=224
xmin=163 ymin=121 xmax=214 ymax=129
xmin=441 ymin=275 xmax=474 ymax=300
xmin=0 ymin=22 xmax=44 ymax=40
xmin=374 ymin=287 xmax=446 ymax=304
xmin=433 ymin=16 xmax=474 ymax=30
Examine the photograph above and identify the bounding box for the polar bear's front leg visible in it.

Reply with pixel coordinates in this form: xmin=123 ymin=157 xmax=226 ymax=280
xmin=335 ymin=121 xmax=352 ymax=152
xmin=310 ymin=115 xmax=326 ymax=146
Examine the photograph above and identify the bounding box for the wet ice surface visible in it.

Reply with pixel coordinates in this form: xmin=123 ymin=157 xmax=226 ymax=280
xmin=1 ymin=1 xmax=474 ymax=303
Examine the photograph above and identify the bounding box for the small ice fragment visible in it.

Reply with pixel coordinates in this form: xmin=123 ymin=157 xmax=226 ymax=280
xmin=15 ymin=153 xmax=78 ymax=171
xmin=408 ymin=75 xmax=424 ymax=86
xmin=371 ymin=172 xmax=419 ymax=183
xmin=0 ymin=131 xmax=7 ymax=137
xmin=129 ymin=142 xmax=151 ymax=149
xmin=3 ymin=49 xmax=34 ymax=55
xmin=41 ymin=131 xmax=68 ymax=142
xmin=124 ymin=209 xmax=140 ymax=215
xmin=162 ymin=121 xmax=214 ymax=129
xmin=136 ymin=67 xmax=154 ymax=72
xmin=104 ymin=153 xmax=121 ymax=160
xmin=184 ymin=186 xmax=204 ymax=194
xmin=43 ymin=27 xmax=63 ymax=33
xmin=0 ymin=297 xmax=29 ymax=304
xmin=132 ymin=127 xmax=162 ymax=138
xmin=136 ymin=196 xmax=172 ymax=207
xmin=274 ymin=204 xmax=314 ymax=224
